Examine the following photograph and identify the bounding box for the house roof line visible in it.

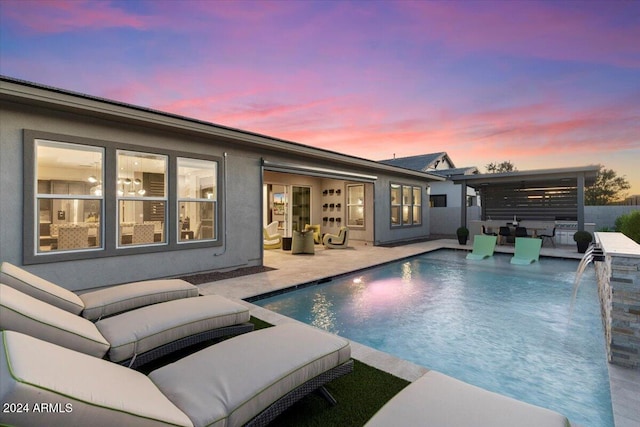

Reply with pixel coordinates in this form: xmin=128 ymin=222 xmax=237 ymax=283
xmin=0 ymin=75 xmax=444 ymax=182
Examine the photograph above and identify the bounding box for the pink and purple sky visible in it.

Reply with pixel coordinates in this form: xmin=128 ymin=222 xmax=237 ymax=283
xmin=2 ymin=0 xmax=639 ymax=195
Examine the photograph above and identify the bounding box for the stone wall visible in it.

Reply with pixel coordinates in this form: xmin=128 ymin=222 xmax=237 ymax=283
xmin=595 ymin=232 xmax=640 ymax=368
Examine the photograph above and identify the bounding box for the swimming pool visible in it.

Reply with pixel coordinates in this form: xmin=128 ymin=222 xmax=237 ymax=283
xmin=254 ymin=249 xmax=613 ymax=427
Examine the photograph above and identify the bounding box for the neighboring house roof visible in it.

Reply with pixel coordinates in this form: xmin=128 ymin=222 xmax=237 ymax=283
xmin=0 ymin=76 xmax=445 ymax=182
xmin=430 ymin=167 xmax=479 ymax=178
xmin=379 ymin=152 xmax=480 ymax=179
xmin=379 ymin=152 xmax=454 ymax=172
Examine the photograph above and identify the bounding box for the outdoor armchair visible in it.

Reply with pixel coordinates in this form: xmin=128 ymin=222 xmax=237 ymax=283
xmin=304 ymin=224 xmax=322 ymax=244
xmin=323 ymin=226 xmax=349 ymax=249
xmin=263 ymin=221 xmax=282 ymax=249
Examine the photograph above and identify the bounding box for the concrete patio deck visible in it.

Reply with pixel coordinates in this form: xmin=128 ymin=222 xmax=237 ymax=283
xmin=197 ymin=239 xmax=639 ymax=427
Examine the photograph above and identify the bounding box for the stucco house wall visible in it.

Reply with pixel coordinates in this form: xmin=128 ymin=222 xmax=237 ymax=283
xmin=0 ymin=78 xmax=438 ymax=291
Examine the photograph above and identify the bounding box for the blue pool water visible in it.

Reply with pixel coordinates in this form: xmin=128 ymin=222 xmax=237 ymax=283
xmin=255 ymin=249 xmax=613 ymax=427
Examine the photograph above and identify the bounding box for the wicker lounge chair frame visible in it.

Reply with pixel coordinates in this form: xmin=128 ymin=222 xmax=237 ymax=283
xmin=121 ymin=322 xmax=254 ymax=369
xmin=245 ymin=360 xmax=354 ymax=427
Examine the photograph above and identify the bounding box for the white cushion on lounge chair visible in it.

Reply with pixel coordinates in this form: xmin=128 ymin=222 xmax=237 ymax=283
xmin=0 ymin=262 xmax=84 ymax=314
xmin=149 ymin=323 xmax=351 ymax=427
xmin=96 ymin=295 xmax=250 ymax=363
xmin=0 ymin=284 xmax=109 ymax=358
xmin=0 ymin=262 xmax=199 ymax=320
xmin=0 ymin=330 xmax=194 ymax=427
xmin=79 ymin=279 xmax=198 ymax=320
xmin=365 ymin=370 xmax=569 ymax=427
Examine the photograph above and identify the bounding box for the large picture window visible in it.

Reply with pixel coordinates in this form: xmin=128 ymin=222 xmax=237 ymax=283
xmin=24 ymin=131 xmax=223 ymax=264
xmin=35 ymin=140 xmax=103 ymax=253
xmin=346 ymin=184 xmax=365 ymax=227
xmin=177 ymin=158 xmax=218 ymax=242
xmin=117 ymin=151 xmax=167 ymax=247
xmin=390 ymin=183 xmax=422 ymax=227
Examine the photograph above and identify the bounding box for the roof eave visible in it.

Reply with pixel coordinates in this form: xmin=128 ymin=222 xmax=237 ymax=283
xmin=0 ymin=76 xmax=444 ymax=182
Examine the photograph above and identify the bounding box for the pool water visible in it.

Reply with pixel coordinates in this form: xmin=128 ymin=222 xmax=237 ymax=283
xmin=255 ymin=249 xmax=614 ymax=427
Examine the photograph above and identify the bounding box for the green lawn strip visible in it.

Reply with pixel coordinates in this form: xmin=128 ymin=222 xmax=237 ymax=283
xmin=250 ymin=317 xmax=410 ymax=427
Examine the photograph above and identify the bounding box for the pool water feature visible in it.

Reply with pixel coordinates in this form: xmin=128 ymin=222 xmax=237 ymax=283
xmin=254 ymin=249 xmax=613 ymax=427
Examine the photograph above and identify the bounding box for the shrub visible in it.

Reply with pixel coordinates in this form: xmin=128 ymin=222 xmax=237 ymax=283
xmin=616 ymin=210 xmax=640 ymax=243
xmin=573 ymin=231 xmax=593 ymax=243
xmin=456 ymin=227 xmax=469 ymax=237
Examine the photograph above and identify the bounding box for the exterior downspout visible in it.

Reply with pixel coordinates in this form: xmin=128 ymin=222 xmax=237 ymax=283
xmin=214 ymin=152 xmax=228 ymax=257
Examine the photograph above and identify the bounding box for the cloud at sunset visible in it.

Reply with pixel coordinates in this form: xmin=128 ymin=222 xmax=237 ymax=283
xmin=1 ymin=0 xmax=638 ymax=194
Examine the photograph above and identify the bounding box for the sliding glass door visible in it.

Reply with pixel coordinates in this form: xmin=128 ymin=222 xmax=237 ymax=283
xmin=291 ymin=186 xmax=310 ymax=233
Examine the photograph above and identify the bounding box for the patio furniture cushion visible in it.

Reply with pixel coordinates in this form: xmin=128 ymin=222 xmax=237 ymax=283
xmin=365 ymin=370 xmax=569 ymax=427
xmin=96 ymin=295 xmax=250 ymax=363
xmin=0 ymin=330 xmax=194 ymax=427
xmin=0 ymin=284 xmax=110 ymax=358
xmin=149 ymin=323 xmax=352 ymax=427
xmin=0 ymin=262 xmax=84 ymax=315
xmin=79 ymin=279 xmax=198 ymax=321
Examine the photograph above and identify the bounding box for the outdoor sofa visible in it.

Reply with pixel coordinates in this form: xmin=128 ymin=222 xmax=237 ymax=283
xmin=0 ymin=323 xmax=353 ymax=427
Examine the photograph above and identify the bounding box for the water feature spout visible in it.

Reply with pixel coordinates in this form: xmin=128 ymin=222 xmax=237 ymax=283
xmin=569 ymin=244 xmax=597 ymax=318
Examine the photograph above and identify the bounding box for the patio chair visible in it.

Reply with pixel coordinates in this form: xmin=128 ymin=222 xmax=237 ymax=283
xmin=263 ymin=221 xmax=282 ymax=249
xmin=364 ymin=370 xmax=569 ymax=427
xmin=466 ymin=235 xmax=497 ymax=260
xmin=0 ymin=283 xmax=253 ymax=369
xmin=481 ymin=225 xmax=497 ymax=236
xmin=323 ymin=226 xmax=349 ymax=249
xmin=538 ymin=226 xmax=556 ymax=247
xmin=0 ymin=261 xmax=199 ymax=320
xmin=498 ymin=226 xmax=512 ymax=245
xmin=1 ymin=324 xmax=353 ymax=427
xmin=515 ymin=226 xmax=530 ymax=238
xmin=510 ymin=237 xmax=542 ymax=265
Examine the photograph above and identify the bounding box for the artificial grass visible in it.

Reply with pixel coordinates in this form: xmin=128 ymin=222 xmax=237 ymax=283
xmin=249 ymin=317 xmax=411 ymax=427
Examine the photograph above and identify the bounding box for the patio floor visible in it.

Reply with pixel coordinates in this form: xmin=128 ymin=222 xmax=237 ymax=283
xmin=197 ymin=239 xmax=640 ymax=427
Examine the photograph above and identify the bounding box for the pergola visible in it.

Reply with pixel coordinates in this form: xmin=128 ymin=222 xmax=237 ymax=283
xmin=451 ymin=165 xmax=599 ymax=231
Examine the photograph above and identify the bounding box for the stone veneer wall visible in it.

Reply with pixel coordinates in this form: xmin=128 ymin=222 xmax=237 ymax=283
xmin=595 ymin=232 xmax=640 ymax=368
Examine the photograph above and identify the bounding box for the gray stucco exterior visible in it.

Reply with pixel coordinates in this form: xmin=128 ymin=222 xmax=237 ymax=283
xmin=0 ymin=78 xmax=441 ymax=291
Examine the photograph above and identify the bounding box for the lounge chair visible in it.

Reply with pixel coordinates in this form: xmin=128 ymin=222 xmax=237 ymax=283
xmin=263 ymin=221 xmax=282 ymax=249
xmin=364 ymin=370 xmax=569 ymax=427
xmin=466 ymin=235 xmax=497 ymax=260
xmin=0 ymin=261 xmax=199 ymax=320
xmin=510 ymin=237 xmax=542 ymax=265
xmin=0 ymin=283 xmax=253 ymax=368
xmin=1 ymin=325 xmax=353 ymax=427
xmin=323 ymin=226 xmax=349 ymax=249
